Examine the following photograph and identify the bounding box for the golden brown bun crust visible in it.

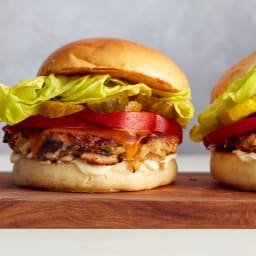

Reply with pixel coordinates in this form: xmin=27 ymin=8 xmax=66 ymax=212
xmin=12 ymin=157 xmax=177 ymax=192
xmin=211 ymin=52 xmax=256 ymax=102
xmin=210 ymin=152 xmax=256 ymax=191
xmin=37 ymin=38 xmax=189 ymax=92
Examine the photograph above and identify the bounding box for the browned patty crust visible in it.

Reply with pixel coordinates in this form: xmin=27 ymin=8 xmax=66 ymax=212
xmin=4 ymin=127 xmax=179 ymax=165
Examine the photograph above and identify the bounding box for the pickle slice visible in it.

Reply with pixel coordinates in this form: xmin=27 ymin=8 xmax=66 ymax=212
xmin=39 ymin=101 xmax=85 ymax=118
xmin=125 ymin=101 xmax=142 ymax=111
xmin=134 ymin=95 xmax=175 ymax=119
xmin=219 ymin=96 xmax=256 ymax=125
xmin=87 ymin=92 xmax=129 ymax=112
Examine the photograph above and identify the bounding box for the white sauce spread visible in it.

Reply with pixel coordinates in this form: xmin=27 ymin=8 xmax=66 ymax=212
xmin=72 ymin=153 xmax=177 ymax=176
xmin=72 ymin=159 xmax=113 ymax=175
xmin=233 ymin=150 xmax=256 ymax=162
xmin=10 ymin=153 xmax=177 ymax=175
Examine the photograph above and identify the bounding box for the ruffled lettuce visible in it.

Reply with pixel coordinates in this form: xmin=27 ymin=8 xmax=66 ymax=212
xmin=190 ymin=65 xmax=256 ymax=142
xmin=0 ymin=74 xmax=194 ymax=127
xmin=152 ymin=88 xmax=194 ymax=127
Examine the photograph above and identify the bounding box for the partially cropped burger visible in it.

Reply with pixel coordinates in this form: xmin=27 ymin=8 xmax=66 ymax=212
xmin=190 ymin=52 xmax=256 ymax=190
xmin=1 ymin=38 xmax=194 ymax=192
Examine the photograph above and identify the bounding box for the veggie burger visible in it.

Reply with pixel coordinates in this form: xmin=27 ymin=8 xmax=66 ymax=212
xmin=1 ymin=38 xmax=194 ymax=192
xmin=190 ymin=52 xmax=256 ymax=190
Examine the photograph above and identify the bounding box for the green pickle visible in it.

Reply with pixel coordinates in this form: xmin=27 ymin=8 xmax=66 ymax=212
xmin=86 ymin=93 xmax=175 ymax=118
xmin=134 ymin=95 xmax=175 ymax=119
xmin=125 ymin=101 xmax=142 ymax=111
xmin=39 ymin=101 xmax=85 ymax=118
xmin=87 ymin=92 xmax=129 ymax=112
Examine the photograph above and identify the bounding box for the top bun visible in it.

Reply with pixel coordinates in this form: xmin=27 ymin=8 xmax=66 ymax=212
xmin=37 ymin=38 xmax=189 ymax=92
xmin=211 ymin=52 xmax=256 ymax=102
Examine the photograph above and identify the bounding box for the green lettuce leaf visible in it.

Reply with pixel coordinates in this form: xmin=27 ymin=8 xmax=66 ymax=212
xmin=190 ymin=65 xmax=256 ymax=142
xmin=152 ymin=88 xmax=194 ymax=127
xmin=0 ymin=74 xmax=194 ymax=127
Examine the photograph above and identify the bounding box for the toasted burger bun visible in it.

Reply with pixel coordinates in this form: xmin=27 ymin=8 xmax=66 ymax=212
xmin=210 ymin=52 xmax=256 ymax=190
xmin=11 ymin=38 xmax=187 ymax=192
xmin=37 ymin=38 xmax=189 ymax=92
xmin=12 ymin=155 xmax=177 ymax=192
xmin=211 ymin=152 xmax=256 ymax=191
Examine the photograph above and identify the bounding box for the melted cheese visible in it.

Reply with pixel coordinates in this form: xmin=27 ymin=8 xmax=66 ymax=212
xmin=125 ymin=140 xmax=141 ymax=161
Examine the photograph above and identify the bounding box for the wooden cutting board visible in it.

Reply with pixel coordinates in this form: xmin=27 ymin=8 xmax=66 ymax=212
xmin=1 ymin=171 xmax=256 ymax=228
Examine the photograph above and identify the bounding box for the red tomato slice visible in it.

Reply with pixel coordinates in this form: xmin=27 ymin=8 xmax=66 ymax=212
xmin=74 ymin=110 xmax=182 ymax=142
xmin=203 ymin=116 xmax=256 ymax=147
xmin=11 ymin=110 xmax=182 ymax=143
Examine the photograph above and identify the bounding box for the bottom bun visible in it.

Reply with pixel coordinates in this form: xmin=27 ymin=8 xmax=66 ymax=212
xmin=12 ymin=155 xmax=177 ymax=192
xmin=210 ymin=152 xmax=256 ymax=191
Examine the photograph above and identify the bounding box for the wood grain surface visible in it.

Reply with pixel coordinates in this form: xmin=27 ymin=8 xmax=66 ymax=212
xmin=1 ymin=172 xmax=256 ymax=228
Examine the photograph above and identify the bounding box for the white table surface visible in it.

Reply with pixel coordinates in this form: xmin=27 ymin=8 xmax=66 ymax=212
xmin=0 ymin=154 xmax=255 ymax=256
